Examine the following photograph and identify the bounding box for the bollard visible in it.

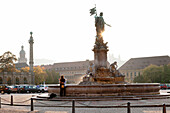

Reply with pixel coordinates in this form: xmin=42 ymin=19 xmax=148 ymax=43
xmin=163 ymin=103 xmax=166 ymax=113
xmin=0 ymin=97 xmax=1 ymax=108
xmin=31 ymin=98 xmax=34 ymax=111
xmin=127 ymin=102 xmax=131 ymax=113
xmin=72 ymin=99 xmax=75 ymax=113
xmin=11 ymin=95 xmax=13 ymax=106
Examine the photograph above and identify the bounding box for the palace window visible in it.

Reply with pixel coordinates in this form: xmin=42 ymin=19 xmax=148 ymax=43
xmin=134 ymin=72 xmax=136 ymax=77
xmin=130 ymin=73 xmax=132 ymax=78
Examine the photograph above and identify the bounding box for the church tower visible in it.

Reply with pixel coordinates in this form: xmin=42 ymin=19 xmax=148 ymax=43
xmin=18 ymin=45 xmax=27 ymax=63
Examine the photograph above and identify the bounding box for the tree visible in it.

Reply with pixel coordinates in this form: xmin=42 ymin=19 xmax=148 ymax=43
xmin=134 ymin=64 xmax=170 ymax=83
xmin=21 ymin=66 xmax=47 ymax=85
xmin=0 ymin=51 xmax=17 ymax=72
xmin=21 ymin=66 xmax=29 ymax=73
xmin=45 ymin=70 xmax=60 ymax=84
xmin=34 ymin=66 xmax=47 ymax=85
xmin=160 ymin=65 xmax=170 ymax=83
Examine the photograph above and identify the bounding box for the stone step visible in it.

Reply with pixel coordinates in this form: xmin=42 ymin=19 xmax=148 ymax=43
xmin=36 ymin=94 xmax=170 ymax=101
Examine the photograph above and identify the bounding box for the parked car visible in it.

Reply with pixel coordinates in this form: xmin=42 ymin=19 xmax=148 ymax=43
xmin=27 ymin=85 xmax=41 ymax=93
xmin=9 ymin=85 xmax=19 ymax=93
xmin=166 ymin=84 xmax=170 ymax=89
xmin=39 ymin=85 xmax=48 ymax=93
xmin=18 ymin=85 xmax=29 ymax=93
xmin=0 ymin=85 xmax=11 ymax=94
xmin=160 ymin=84 xmax=167 ymax=89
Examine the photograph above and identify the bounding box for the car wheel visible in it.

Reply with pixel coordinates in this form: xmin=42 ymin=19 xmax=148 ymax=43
xmin=1 ymin=90 xmax=5 ymax=94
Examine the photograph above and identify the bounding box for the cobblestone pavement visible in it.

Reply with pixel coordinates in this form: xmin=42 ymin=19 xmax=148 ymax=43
xmin=0 ymin=91 xmax=170 ymax=113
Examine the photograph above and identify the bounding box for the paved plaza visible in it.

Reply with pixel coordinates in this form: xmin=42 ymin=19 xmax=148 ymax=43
xmin=0 ymin=90 xmax=170 ymax=113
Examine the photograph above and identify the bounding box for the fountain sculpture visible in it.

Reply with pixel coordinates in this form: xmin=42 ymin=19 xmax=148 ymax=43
xmin=80 ymin=8 xmax=124 ymax=85
xmin=48 ymin=6 xmax=160 ymax=96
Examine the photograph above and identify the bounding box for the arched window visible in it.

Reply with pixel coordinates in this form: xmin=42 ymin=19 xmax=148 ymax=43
xmin=7 ymin=77 xmax=12 ymax=85
xmin=134 ymin=72 xmax=136 ymax=77
xmin=0 ymin=77 xmax=2 ymax=84
xmin=126 ymin=73 xmax=129 ymax=77
xmin=24 ymin=77 xmax=27 ymax=84
xmin=16 ymin=77 xmax=19 ymax=85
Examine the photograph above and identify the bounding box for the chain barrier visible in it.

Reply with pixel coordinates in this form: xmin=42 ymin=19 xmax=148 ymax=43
xmin=87 ymin=101 xmax=127 ymax=106
xmin=1 ymin=97 xmax=30 ymax=104
xmin=118 ymin=103 xmax=128 ymax=106
xmin=13 ymin=99 xmax=30 ymax=103
xmin=1 ymin=96 xmax=170 ymax=113
xmin=1 ymin=98 xmax=10 ymax=103
xmin=76 ymin=101 xmax=92 ymax=106
xmin=36 ymin=100 xmax=71 ymax=106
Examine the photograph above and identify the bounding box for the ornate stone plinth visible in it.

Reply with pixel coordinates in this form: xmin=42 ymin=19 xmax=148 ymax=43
xmin=93 ymin=37 xmax=108 ymax=70
xmin=86 ymin=36 xmax=125 ymax=84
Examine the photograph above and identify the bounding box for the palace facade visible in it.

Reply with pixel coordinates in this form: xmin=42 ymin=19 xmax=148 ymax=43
xmin=42 ymin=60 xmax=94 ymax=84
xmin=119 ymin=55 xmax=170 ymax=83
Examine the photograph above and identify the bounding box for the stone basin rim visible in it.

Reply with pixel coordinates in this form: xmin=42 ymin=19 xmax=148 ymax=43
xmin=48 ymin=83 xmax=160 ymax=87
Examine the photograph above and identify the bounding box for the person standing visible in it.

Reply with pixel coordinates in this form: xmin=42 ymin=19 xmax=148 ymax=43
xmin=59 ymin=75 xmax=66 ymax=96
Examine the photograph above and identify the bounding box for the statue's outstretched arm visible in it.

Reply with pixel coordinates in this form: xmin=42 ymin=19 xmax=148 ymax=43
xmin=105 ymin=23 xmax=111 ymax=27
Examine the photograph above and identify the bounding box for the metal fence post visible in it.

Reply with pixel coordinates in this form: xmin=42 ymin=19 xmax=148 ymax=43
xmin=0 ymin=97 xmax=1 ymax=108
xmin=72 ymin=99 xmax=75 ymax=113
xmin=11 ymin=95 xmax=13 ymax=106
xmin=127 ymin=102 xmax=131 ymax=113
xmin=163 ymin=103 xmax=166 ymax=113
xmin=31 ymin=98 xmax=34 ymax=111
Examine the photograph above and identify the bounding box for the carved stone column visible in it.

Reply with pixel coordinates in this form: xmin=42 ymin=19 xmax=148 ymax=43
xmin=29 ymin=32 xmax=34 ymax=85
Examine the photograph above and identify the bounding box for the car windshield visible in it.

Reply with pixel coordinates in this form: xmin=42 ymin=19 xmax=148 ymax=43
xmin=40 ymin=85 xmax=47 ymax=87
xmin=8 ymin=86 xmax=13 ymax=88
xmin=20 ymin=86 xmax=24 ymax=88
xmin=29 ymin=86 xmax=33 ymax=88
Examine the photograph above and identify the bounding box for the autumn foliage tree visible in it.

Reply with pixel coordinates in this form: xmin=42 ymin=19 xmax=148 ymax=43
xmin=21 ymin=66 xmax=47 ymax=85
xmin=21 ymin=66 xmax=30 ymax=73
xmin=0 ymin=51 xmax=17 ymax=73
xmin=34 ymin=66 xmax=47 ymax=85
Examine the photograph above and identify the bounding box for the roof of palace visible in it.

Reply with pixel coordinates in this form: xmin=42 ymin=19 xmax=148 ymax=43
xmin=15 ymin=63 xmax=28 ymax=70
xmin=119 ymin=55 xmax=170 ymax=70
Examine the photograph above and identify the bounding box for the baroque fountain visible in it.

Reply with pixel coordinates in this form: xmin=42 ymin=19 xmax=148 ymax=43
xmin=48 ymin=6 xmax=160 ymax=96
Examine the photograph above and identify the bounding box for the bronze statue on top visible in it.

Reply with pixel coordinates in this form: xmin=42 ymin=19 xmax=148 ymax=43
xmin=95 ymin=12 xmax=111 ymax=38
xmin=90 ymin=6 xmax=111 ymax=39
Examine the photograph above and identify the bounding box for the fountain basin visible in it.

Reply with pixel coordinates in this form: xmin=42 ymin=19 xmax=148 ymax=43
xmin=48 ymin=83 xmax=160 ymax=96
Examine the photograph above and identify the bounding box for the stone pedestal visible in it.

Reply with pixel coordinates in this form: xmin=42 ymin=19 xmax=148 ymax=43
xmin=93 ymin=48 xmax=108 ymax=69
xmin=80 ymin=36 xmax=125 ymax=85
xmin=92 ymin=37 xmax=109 ymax=70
